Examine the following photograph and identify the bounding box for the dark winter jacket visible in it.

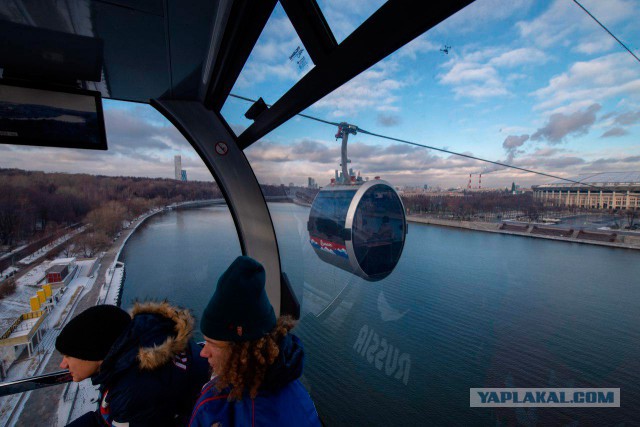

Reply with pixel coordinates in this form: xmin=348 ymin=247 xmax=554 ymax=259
xmin=188 ymin=333 xmax=321 ymax=427
xmin=67 ymin=302 xmax=210 ymax=427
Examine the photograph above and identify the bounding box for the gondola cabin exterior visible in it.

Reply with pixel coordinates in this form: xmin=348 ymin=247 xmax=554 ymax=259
xmin=308 ymin=180 xmax=407 ymax=281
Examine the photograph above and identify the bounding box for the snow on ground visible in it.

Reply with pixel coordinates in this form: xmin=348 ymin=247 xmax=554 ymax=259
xmin=57 ymin=378 xmax=100 ymax=426
xmin=0 ymin=266 xmax=19 ymax=280
xmin=18 ymin=227 xmax=86 ymax=265
xmin=0 ymin=244 xmax=29 ymax=261
xmin=100 ymin=263 xmax=124 ymax=306
xmin=0 ymin=259 xmax=97 ymax=325
xmin=0 ymin=263 xmax=51 ymax=323
xmin=0 ymin=259 xmax=97 ymax=426
xmin=2 ymin=208 xmax=165 ymax=425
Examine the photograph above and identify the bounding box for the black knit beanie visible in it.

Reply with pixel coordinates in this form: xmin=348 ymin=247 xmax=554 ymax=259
xmin=55 ymin=305 xmax=131 ymax=361
xmin=200 ymin=256 xmax=276 ymax=342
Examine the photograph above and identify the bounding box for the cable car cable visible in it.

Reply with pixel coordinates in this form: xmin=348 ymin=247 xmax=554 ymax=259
xmin=229 ymin=94 xmax=341 ymax=127
xmin=571 ymin=0 xmax=640 ymax=65
xmin=354 ymin=127 xmax=602 ymax=190
xmin=229 ymin=93 xmax=604 ymax=191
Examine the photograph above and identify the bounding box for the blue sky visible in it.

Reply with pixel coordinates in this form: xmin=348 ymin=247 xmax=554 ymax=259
xmin=2 ymin=0 xmax=640 ymax=188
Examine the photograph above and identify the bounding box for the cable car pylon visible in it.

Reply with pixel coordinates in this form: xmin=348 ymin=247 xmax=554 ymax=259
xmin=335 ymin=122 xmax=358 ymax=184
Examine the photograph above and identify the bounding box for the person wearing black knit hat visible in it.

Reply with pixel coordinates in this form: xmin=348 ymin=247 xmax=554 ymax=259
xmin=55 ymin=303 xmax=209 ymax=427
xmin=190 ymin=256 xmax=321 ymax=427
xmin=56 ymin=305 xmax=131 ymax=382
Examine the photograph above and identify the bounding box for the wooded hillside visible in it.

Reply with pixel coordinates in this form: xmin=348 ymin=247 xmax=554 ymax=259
xmin=0 ymin=168 xmax=222 ymax=247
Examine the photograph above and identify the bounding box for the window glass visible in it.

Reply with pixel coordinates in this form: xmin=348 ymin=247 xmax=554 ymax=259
xmin=316 ymin=0 xmax=387 ymax=44
xmin=352 ymin=185 xmax=405 ymax=278
xmin=242 ymin=0 xmax=640 ymax=425
xmin=0 ymin=100 xmax=241 ymax=423
xmin=220 ymin=3 xmax=314 ymax=136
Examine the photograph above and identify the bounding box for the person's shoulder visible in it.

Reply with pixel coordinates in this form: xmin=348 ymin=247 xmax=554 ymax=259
xmin=196 ymin=378 xmax=229 ymax=401
xmin=189 ymin=381 xmax=233 ymax=427
xmin=105 ymin=371 xmax=178 ymax=424
xmin=278 ymin=380 xmax=322 ymax=426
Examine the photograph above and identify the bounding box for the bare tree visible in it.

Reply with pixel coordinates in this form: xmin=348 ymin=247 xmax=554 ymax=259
xmin=86 ymin=201 xmax=128 ymax=237
xmin=61 ymin=244 xmax=75 ymax=257
xmin=76 ymin=232 xmax=110 ymax=258
xmin=0 ymin=277 xmax=17 ymax=300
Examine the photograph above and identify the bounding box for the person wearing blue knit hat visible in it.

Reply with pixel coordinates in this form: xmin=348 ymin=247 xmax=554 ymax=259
xmin=190 ymin=256 xmax=321 ymax=427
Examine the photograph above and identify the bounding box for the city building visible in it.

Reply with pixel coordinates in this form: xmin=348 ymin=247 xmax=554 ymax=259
xmin=0 ymin=310 xmax=48 ymax=368
xmin=532 ymin=172 xmax=640 ymax=210
xmin=181 ymin=169 xmax=187 ymax=181
xmin=45 ymin=264 xmax=69 ymax=283
xmin=174 ymin=155 xmax=182 ymax=180
xmin=308 ymin=177 xmax=317 ymax=189
xmin=45 ymin=258 xmax=77 ymax=287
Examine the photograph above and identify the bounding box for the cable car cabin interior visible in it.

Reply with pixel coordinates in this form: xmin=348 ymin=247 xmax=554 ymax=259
xmin=1 ymin=0 xmax=640 ymax=425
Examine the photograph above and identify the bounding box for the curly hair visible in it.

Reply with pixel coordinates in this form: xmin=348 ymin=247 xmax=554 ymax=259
xmin=215 ymin=316 xmax=296 ymax=400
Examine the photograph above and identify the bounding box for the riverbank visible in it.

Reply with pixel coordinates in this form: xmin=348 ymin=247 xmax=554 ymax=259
xmin=13 ymin=204 xmax=182 ymax=426
xmin=407 ymin=215 xmax=640 ymax=250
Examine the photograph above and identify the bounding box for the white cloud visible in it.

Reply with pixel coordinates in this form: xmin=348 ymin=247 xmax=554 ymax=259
xmin=244 ymin=137 xmax=494 ymax=186
xmin=601 ymin=127 xmax=627 ymax=137
xmin=574 ymin=36 xmax=616 ymax=55
xmin=318 ymin=0 xmax=386 ymax=42
xmin=531 ymin=103 xmax=601 ymax=143
xmin=0 ymin=145 xmax=214 ymax=181
xmin=233 ymin=5 xmax=311 ymax=90
xmin=311 ymin=64 xmax=407 ymax=116
xmin=438 ymin=46 xmax=546 ymax=100
xmin=434 ymin=0 xmax=533 ymax=34
xmin=440 ymin=62 xmax=499 ymax=85
xmin=517 ymin=0 xmax=582 ymax=48
xmin=532 ymin=52 xmax=640 ymax=113
xmin=396 ymin=35 xmax=440 ymax=60
xmin=489 ymin=47 xmax=548 ymax=68
xmin=517 ymin=0 xmax=637 ymax=54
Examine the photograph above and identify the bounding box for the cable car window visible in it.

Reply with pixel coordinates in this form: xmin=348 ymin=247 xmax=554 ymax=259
xmin=309 ymin=190 xmax=356 ymax=240
xmin=352 ymin=185 xmax=405 ymax=278
xmin=0 ymin=100 xmax=242 ymax=424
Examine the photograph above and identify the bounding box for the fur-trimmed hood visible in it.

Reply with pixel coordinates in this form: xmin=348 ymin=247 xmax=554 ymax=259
xmin=93 ymin=301 xmax=195 ymax=385
xmin=132 ymin=301 xmax=194 ymax=370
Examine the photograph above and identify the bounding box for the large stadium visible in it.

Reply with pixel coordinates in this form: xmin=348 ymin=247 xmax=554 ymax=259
xmin=532 ymin=172 xmax=640 ymax=210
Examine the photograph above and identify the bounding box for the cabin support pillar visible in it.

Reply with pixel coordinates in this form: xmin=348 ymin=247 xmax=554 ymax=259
xmin=152 ymin=100 xmax=282 ymax=316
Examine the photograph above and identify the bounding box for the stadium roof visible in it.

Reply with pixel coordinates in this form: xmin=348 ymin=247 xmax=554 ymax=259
xmin=534 ymin=172 xmax=640 ymax=190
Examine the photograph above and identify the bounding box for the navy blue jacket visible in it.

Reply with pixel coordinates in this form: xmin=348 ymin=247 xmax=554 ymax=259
xmin=189 ymin=334 xmax=321 ymax=427
xmin=67 ymin=302 xmax=210 ymax=427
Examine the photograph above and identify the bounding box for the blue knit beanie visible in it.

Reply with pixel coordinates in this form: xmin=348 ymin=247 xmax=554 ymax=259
xmin=201 ymin=256 xmax=276 ymax=342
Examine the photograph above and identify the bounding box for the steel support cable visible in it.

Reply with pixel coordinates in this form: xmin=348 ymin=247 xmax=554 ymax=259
xmin=229 ymin=93 xmax=604 ymax=190
xmin=572 ymin=0 xmax=640 ymax=65
xmin=354 ymin=127 xmax=604 ymax=189
xmin=229 ymin=93 xmax=340 ymax=127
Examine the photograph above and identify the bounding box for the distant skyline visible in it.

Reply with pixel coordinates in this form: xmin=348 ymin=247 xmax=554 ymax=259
xmin=1 ymin=0 xmax=639 ymax=188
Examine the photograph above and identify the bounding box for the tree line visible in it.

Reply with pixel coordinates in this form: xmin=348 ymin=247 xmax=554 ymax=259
xmin=401 ymin=191 xmax=546 ymax=221
xmin=0 ymin=169 xmax=297 ymax=252
xmin=0 ymin=168 xmax=223 ymax=248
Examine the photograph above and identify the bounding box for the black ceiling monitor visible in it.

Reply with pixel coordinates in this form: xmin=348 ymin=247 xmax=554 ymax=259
xmin=0 ymin=81 xmax=107 ymax=150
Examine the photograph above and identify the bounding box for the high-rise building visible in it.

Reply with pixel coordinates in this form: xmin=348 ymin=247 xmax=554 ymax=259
xmin=174 ymin=155 xmax=182 ymax=180
xmin=181 ymin=170 xmax=187 ymax=181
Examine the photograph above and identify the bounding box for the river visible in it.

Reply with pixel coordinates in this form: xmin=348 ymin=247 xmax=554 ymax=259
xmin=120 ymin=203 xmax=640 ymax=425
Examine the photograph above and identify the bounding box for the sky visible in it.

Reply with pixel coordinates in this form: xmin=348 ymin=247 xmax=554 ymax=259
xmin=1 ymin=0 xmax=640 ymax=189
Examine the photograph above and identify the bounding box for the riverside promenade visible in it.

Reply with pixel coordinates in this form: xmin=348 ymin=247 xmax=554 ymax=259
xmin=407 ymin=215 xmax=640 ymax=250
xmin=14 ymin=209 xmax=163 ymax=427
